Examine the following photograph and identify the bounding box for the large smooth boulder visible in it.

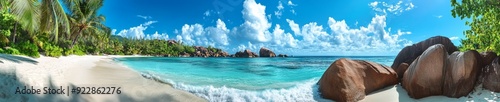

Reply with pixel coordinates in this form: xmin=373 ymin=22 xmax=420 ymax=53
xmin=482 ymin=57 xmax=500 ymax=92
xmin=443 ymin=51 xmax=480 ymax=98
xmin=259 ymin=47 xmax=276 ymax=57
xmin=235 ymin=50 xmax=258 ymax=58
xmin=478 ymin=52 xmax=498 ymax=69
xmin=319 ymin=58 xmax=398 ymax=102
xmin=392 ymin=36 xmax=458 ymax=79
xmin=396 ymin=63 xmax=409 ymax=81
xmin=402 ymin=44 xmax=448 ymax=99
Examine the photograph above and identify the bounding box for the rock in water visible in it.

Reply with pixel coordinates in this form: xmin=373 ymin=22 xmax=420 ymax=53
xmin=482 ymin=57 xmax=500 ymax=92
xmin=235 ymin=50 xmax=258 ymax=58
xmin=318 ymin=58 xmax=398 ymax=102
xmin=443 ymin=50 xmax=480 ymax=98
xmin=392 ymin=36 xmax=458 ymax=80
xmin=259 ymin=47 xmax=276 ymax=57
xmin=402 ymin=44 xmax=448 ymax=99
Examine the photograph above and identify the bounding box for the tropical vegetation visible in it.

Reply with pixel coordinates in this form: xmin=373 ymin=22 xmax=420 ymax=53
xmin=0 ymin=0 xmax=219 ymax=58
xmin=452 ymin=0 xmax=500 ymax=54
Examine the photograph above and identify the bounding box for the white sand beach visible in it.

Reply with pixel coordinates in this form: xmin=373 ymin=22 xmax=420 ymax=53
xmin=2 ymin=54 xmax=500 ymax=102
xmin=0 ymin=54 xmax=206 ymax=102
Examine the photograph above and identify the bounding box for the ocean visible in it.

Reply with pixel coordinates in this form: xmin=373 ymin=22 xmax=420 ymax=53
xmin=115 ymin=56 xmax=395 ymax=102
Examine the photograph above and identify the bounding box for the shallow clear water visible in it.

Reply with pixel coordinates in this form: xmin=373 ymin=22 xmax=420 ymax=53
xmin=115 ymin=56 xmax=395 ymax=101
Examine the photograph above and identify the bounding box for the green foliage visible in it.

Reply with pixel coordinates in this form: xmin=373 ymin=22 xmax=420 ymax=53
xmin=13 ymin=41 xmax=39 ymax=58
xmin=43 ymin=43 xmax=63 ymax=57
xmin=207 ymin=46 xmax=218 ymax=53
xmin=174 ymin=44 xmax=185 ymax=53
xmin=185 ymin=45 xmax=195 ymax=54
xmin=4 ymin=47 xmax=20 ymax=55
xmin=452 ymin=0 xmax=500 ymax=54
xmin=0 ymin=11 xmax=15 ymax=46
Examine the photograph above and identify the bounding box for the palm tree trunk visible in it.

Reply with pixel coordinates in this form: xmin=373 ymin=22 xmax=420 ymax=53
xmin=10 ymin=23 xmax=18 ymax=44
xmin=70 ymin=29 xmax=83 ymax=48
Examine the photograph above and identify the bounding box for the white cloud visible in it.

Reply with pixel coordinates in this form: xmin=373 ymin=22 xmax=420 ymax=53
xmin=162 ymin=0 xmax=413 ymax=55
xmin=325 ymin=15 xmax=412 ymax=52
xmin=436 ymin=15 xmax=443 ymax=18
xmin=449 ymin=36 xmax=459 ymax=40
xmin=137 ymin=15 xmax=152 ymax=20
xmin=239 ymin=0 xmax=272 ymax=43
xmin=369 ymin=1 xmax=414 ymax=15
xmin=113 ymin=20 xmax=169 ymax=40
xmin=274 ymin=1 xmax=284 ymax=19
xmin=287 ymin=1 xmax=297 ymax=6
xmin=143 ymin=21 xmax=158 ymax=26
xmin=286 ymin=19 xmax=301 ymax=35
xmin=272 ymin=24 xmax=298 ymax=48
xmin=175 ymin=19 xmax=230 ymax=47
xmin=204 ymin=10 xmax=211 ymax=16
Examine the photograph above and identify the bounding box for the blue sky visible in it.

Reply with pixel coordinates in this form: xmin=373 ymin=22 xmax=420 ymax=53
xmin=99 ymin=0 xmax=469 ymax=56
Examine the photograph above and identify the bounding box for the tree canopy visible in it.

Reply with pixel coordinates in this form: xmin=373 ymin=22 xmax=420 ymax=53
xmin=452 ymin=0 xmax=500 ymax=54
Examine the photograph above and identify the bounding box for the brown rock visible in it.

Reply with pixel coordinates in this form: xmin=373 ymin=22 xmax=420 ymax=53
xmin=392 ymin=36 xmax=458 ymax=80
xmin=259 ymin=47 xmax=276 ymax=57
xmin=402 ymin=44 xmax=448 ymax=99
xmin=278 ymin=54 xmax=288 ymax=57
xmin=478 ymin=52 xmax=498 ymax=69
xmin=319 ymin=58 xmax=398 ymax=102
xmin=443 ymin=50 xmax=480 ymax=98
xmin=482 ymin=57 xmax=500 ymax=92
xmin=396 ymin=63 xmax=409 ymax=81
xmin=235 ymin=50 xmax=258 ymax=58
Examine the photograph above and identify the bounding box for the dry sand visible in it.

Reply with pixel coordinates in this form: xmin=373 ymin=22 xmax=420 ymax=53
xmin=0 ymin=54 xmax=205 ymax=102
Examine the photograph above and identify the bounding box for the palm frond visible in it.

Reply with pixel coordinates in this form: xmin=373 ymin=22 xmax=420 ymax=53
xmin=10 ymin=0 xmax=39 ymax=33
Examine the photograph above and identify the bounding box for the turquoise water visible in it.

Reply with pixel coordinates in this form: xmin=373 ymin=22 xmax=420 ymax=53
xmin=115 ymin=56 xmax=395 ymax=101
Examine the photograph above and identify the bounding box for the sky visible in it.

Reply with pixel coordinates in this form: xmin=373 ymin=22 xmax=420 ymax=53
xmin=99 ymin=0 xmax=469 ymax=56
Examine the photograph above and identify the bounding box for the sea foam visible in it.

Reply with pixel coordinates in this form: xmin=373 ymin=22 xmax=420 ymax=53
xmin=142 ymin=72 xmax=330 ymax=102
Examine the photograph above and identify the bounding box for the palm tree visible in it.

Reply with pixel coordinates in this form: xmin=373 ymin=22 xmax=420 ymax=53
xmin=40 ymin=0 xmax=70 ymax=43
xmin=65 ymin=0 xmax=107 ymax=48
xmin=2 ymin=0 xmax=70 ymax=44
xmin=3 ymin=0 xmax=39 ymax=44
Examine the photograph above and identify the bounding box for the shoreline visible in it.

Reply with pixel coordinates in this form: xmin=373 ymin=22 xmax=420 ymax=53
xmin=0 ymin=54 xmax=205 ymax=102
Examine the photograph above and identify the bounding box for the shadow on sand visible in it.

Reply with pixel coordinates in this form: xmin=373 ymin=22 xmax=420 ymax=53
xmin=0 ymin=54 xmax=38 ymax=64
xmin=0 ymin=68 xmax=189 ymax=102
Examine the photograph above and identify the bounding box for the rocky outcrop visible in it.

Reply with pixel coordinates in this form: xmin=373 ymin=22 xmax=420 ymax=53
xmin=396 ymin=63 xmax=409 ymax=81
xmin=259 ymin=47 xmax=276 ymax=57
xmin=189 ymin=46 xmax=229 ymax=57
xmin=235 ymin=50 xmax=258 ymax=58
xmin=478 ymin=52 xmax=497 ymax=69
xmin=402 ymin=44 xmax=448 ymax=99
xmin=277 ymin=54 xmax=288 ymax=57
xmin=319 ymin=58 xmax=398 ymax=102
xmin=481 ymin=57 xmax=500 ymax=92
xmin=443 ymin=50 xmax=480 ymax=98
xmin=392 ymin=36 xmax=458 ymax=79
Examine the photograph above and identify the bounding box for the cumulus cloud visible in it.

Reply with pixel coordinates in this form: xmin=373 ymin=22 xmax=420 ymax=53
xmin=369 ymin=1 xmax=414 ymax=15
xmin=272 ymin=24 xmax=298 ymax=48
xmin=175 ymin=19 xmax=230 ymax=47
xmin=167 ymin=0 xmax=413 ymax=55
xmin=239 ymin=0 xmax=272 ymax=43
xmin=325 ymin=15 xmax=412 ymax=52
xmin=113 ymin=21 xmax=169 ymax=40
xmin=286 ymin=19 xmax=301 ymax=35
